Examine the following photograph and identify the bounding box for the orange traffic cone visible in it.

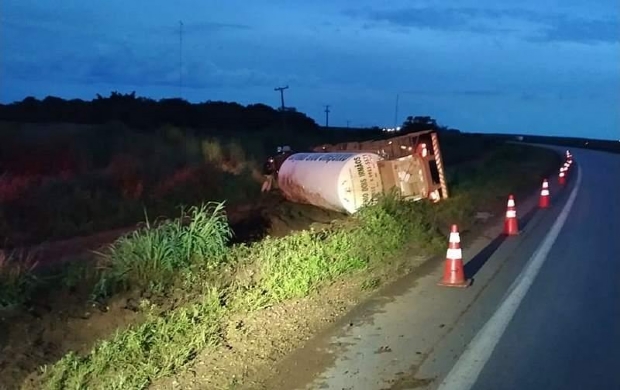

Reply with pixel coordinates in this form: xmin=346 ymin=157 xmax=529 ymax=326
xmin=559 ymin=167 xmax=566 ymax=185
xmin=504 ymin=195 xmax=519 ymax=235
xmin=539 ymin=179 xmax=550 ymax=208
xmin=438 ymin=225 xmax=470 ymax=288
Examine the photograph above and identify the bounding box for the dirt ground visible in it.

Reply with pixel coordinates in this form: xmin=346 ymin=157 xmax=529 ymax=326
xmin=151 ymin=277 xmax=374 ymax=390
xmin=148 ymin=251 xmax=432 ymax=390
xmin=0 ymin=193 xmax=346 ymax=390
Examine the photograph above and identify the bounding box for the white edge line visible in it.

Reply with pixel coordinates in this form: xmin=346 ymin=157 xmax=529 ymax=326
xmin=437 ymin=167 xmax=582 ymax=390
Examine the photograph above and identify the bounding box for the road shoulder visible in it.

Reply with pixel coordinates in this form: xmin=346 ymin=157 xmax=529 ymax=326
xmin=259 ymin=165 xmax=574 ymax=390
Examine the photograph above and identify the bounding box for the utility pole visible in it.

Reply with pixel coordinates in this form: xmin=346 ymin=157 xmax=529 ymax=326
xmin=179 ymin=20 xmax=183 ymax=99
xmin=324 ymin=105 xmax=330 ymax=128
xmin=274 ymin=85 xmax=289 ymax=132
xmin=394 ymin=92 xmax=400 ymax=128
xmin=394 ymin=91 xmax=419 ymax=128
xmin=346 ymin=120 xmax=350 ymax=128
xmin=274 ymin=85 xmax=289 ymax=111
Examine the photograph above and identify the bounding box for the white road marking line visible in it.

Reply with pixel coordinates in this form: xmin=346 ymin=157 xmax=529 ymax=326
xmin=437 ymin=167 xmax=582 ymax=390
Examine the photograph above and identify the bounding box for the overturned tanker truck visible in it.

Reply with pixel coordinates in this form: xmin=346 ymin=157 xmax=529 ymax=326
xmin=276 ymin=129 xmax=449 ymax=214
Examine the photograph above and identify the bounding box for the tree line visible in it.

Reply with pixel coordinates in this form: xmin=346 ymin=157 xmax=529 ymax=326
xmin=0 ymin=92 xmax=318 ymax=133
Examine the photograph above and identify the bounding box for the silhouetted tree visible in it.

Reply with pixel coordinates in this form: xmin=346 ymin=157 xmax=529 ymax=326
xmin=0 ymin=92 xmax=319 ymax=134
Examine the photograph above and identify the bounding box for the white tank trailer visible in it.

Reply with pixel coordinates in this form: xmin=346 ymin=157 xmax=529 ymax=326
xmin=277 ymin=152 xmax=384 ymax=214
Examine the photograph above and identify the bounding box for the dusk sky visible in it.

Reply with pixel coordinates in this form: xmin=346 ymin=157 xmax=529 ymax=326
xmin=1 ymin=0 xmax=619 ymax=139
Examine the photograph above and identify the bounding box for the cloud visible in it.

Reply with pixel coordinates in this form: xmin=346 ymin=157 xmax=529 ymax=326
xmin=344 ymin=7 xmax=529 ymax=34
xmin=0 ymin=3 xmax=272 ymax=90
xmin=3 ymin=41 xmax=298 ymax=90
xmin=344 ymin=6 xmax=620 ymax=44
xmin=453 ymin=89 xmax=504 ymax=97
xmin=532 ymin=16 xmax=620 ymax=44
xmin=157 ymin=21 xmax=252 ymax=36
xmin=0 ymin=2 xmax=104 ymax=37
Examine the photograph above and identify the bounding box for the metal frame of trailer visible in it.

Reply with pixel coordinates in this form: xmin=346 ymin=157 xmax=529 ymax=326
xmin=312 ymin=130 xmax=449 ymax=201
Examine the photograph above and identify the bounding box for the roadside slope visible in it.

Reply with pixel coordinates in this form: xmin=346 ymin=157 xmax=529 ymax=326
xmin=9 ymin=143 xmax=560 ymax=390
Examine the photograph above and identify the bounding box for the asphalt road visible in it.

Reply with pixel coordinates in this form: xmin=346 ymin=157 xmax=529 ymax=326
xmin=263 ymin=147 xmax=620 ymax=390
xmin=464 ymin=148 xmax=620 ymax=390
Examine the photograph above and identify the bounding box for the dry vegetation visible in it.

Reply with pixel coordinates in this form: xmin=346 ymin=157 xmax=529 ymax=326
xmin=0 ymin=123 xmax=266 ymax=248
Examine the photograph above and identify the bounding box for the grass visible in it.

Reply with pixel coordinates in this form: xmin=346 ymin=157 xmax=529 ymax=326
xmin=92 ymin=202 xmax=232 ymax=299
xmin=0 ymin=249 xmax=40 ymax=309
xmin=14 ymin=142 xmax=561 ymax=389
xmin=40 ymin=288 xmax=225 ymax=390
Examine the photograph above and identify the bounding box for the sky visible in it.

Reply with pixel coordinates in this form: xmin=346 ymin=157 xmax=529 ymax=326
xmin=1 ymin=0 xmax=619 ymax=139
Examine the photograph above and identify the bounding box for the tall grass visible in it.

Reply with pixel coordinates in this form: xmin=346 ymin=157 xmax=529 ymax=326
xmin=92 ymin=202 xmax=232 ymax=298
xmin=0 ymin=249 xmax=39 ymax=308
